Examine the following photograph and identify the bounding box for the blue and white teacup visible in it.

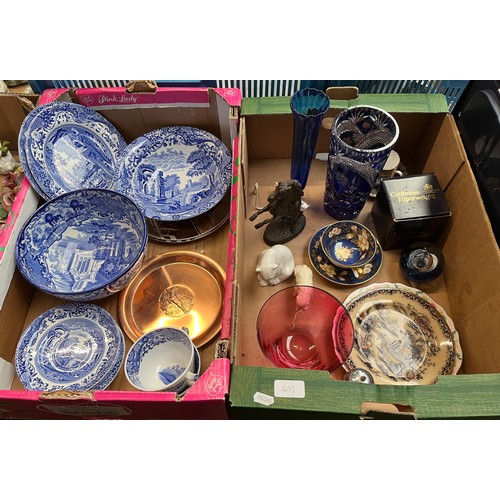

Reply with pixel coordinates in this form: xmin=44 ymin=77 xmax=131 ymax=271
xmin=125 ymin=327 xmax=198 ymax=393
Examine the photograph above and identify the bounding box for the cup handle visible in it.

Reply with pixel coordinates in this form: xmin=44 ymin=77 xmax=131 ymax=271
xmin=394 ymin=169 xmax=404 ymax=177
xmin=184 ymin=371 xmax=198 ymax=387
xmin=351 ymin=267 xmax=364 ymax=279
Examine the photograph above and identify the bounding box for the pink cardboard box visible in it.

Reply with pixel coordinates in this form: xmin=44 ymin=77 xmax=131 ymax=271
xmin=0 ymin=84 xmax=240 ymax=419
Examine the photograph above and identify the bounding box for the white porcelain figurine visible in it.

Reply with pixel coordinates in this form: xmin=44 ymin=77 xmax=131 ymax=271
xmin=255 ymin=244 xmax=295 ymax=287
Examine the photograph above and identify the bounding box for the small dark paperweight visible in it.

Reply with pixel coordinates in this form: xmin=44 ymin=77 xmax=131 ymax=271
xmin=400 ymin=241 xmax=445 ymax=283
xmin=249 ymin=179 xmax=306 ymax=246
xmin=371 ymin=172 xmax=452 ymax=250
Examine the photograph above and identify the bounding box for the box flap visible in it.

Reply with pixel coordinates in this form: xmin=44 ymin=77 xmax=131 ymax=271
xmin=0 ymin=94 xmax=37 ymax=151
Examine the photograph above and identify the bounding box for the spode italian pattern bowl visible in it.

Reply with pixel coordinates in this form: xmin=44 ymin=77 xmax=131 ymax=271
xmin=15 ymin=188 xmax=148 ymax=301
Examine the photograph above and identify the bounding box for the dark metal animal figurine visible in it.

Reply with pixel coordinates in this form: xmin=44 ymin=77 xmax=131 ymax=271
xmin=249 ymin=179 xmax=306 ymax=245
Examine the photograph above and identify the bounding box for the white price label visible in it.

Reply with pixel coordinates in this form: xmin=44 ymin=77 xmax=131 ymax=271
xmin=253 ymin=392 xmax=275 ymax=406
xmin=274 ymin=380 xmax=305 ymax=398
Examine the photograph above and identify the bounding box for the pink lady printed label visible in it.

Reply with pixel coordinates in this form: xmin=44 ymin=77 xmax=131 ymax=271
xmin=76 ymin=87 xmax=213 ymax=107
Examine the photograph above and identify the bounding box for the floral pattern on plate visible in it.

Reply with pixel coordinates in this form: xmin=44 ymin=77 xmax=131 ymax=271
xmin=343 ymin=282 xmax=463 ymax=385
xmin=320 ymin=221 xmax=377 ymax=269
xmin=114 ymin=126 xmax=232 ymax=221
xmin=308 ymin=225 xmax=382 ymax=286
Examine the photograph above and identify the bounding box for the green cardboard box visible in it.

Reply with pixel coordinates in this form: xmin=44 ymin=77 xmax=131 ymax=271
xmin=228 ymin=90 xmax=500 ymax=419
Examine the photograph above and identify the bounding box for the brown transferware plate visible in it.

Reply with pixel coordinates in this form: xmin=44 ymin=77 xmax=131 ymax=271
xmin=118 ymin=251 xmax=226 ymax=347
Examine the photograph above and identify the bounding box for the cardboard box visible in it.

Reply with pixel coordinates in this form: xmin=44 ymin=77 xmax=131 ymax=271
xmin=228 ymin=90 xmax=500 ymax=419
xmin=0 ymin=84 xmax=240 ymax=419
xmin=0 ymin=93 xmax=40 ymax=310
xmin=372 ymin=172 xmax=452 ymax=250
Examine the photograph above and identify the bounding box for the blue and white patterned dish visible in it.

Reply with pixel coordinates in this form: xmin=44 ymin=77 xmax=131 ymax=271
xmin=18 ymin=102 xmax=51 ymax=197
xmin=125 ymin=327 xmax=197 ymax=393
xmin=16 ymin=188 xmax=148 ymax=301
xmin=114 ymin=126 xmax=233 ymax=221
xmin=23 ymin=101 xmax=127 ymax=200
xmin=15 ymin=303 xmax=125 ymax=391
xmin=309 ymin=225 xmax=383 ymax=286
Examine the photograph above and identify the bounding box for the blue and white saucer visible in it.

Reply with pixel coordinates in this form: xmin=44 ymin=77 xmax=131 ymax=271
xmin=308 ymin=225 xmax=383 ymax=286
xmin=18 ymin=101 xmax=52 ymax=197
xmin=23 ymin=101 xmax=127 ymax=200
xmin=15 ymin=303 xmax=125 ymax=391
xmin=114 ymin=126 xmax=233 ymax=221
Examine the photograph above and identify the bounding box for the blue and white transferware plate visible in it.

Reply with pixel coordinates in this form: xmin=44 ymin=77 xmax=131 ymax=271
xmin=18 ymin=103 xmax=50 ymax=197
xmin=15 ymin=188 xmax=147 ymax=301
xmin=308 ymin=225 xmax=383 ymax=286
xmin=15 ymin=302 xmax=125 ymax=391
xmin=24 ymin=101 xmax=127 ymax=200
xmin=115 ymin=126 xmax=233 ymax=221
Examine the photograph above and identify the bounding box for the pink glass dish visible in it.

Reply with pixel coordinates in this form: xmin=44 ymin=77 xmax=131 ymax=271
xmin=257 ymin=286 xmax=354 ymax=372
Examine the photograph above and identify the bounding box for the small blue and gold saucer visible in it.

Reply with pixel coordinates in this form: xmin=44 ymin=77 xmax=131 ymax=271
xmin=309 ymin=225 xmax=382 ymax=286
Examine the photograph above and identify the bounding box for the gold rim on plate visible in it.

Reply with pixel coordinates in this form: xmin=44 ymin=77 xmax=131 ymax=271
xmin=118 ymin=251 xmax=226 ymax=348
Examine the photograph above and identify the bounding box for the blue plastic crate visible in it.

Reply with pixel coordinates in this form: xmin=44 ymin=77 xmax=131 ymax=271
xmin=214 ymin=80 xmax=329 ymax=97
xmin=28 ymin=80 xmax=217 ymax=93
xmin=328 ymin=80 xmax=469 ymax=111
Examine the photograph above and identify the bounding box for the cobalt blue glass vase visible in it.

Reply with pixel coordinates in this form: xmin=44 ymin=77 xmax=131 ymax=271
xmin=290 ymin=88 xmax=330 ymax=189
xmin=324 ymin=105 xmax=399 ymax=219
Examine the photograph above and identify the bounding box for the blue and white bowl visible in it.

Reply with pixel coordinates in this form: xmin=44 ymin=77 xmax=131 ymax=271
xmin=114 ymin=126 xmax=233 ymax=222
xmin=15 ymin=188 xmax=148 ymax=301
xmin=125 ymin=327 xmax=199 ymax=393
xmin=15 ymin=302 xmax=125 ymax=391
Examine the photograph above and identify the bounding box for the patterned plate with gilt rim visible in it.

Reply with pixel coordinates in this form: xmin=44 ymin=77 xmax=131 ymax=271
xmin=118 ymin=251 xmax=226 ymax=347
xmin=343 ymin=282 xmax=462 ymax=385
xmin=114 ymin=126 xmax=233 ymax=221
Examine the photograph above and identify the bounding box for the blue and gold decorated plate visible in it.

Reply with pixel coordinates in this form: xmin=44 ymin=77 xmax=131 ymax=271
xmin=114 ymin=126 xmax=232 ymax=221
xmin=342 ymin=282 xmax=462 ymax=385
xmin=15 ymin=303 xmax=125 ymax=391
xmin=309 ymin=225 xmax=382 ymax=286
xmin=22 ymin=101 xmax=127 ymax=200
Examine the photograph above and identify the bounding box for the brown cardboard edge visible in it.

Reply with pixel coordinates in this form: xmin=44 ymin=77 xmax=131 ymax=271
xmin=361 ymin=402 xmax=416 ymax=419
xmin=0 ymin=270 xmax=35 ymax=361
xmin=0 ymin=94 xmax=38 ymax=149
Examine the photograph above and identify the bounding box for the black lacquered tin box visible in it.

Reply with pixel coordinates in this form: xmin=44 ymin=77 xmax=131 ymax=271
xmin=371 ymin=173 xmax=452 ymax=250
